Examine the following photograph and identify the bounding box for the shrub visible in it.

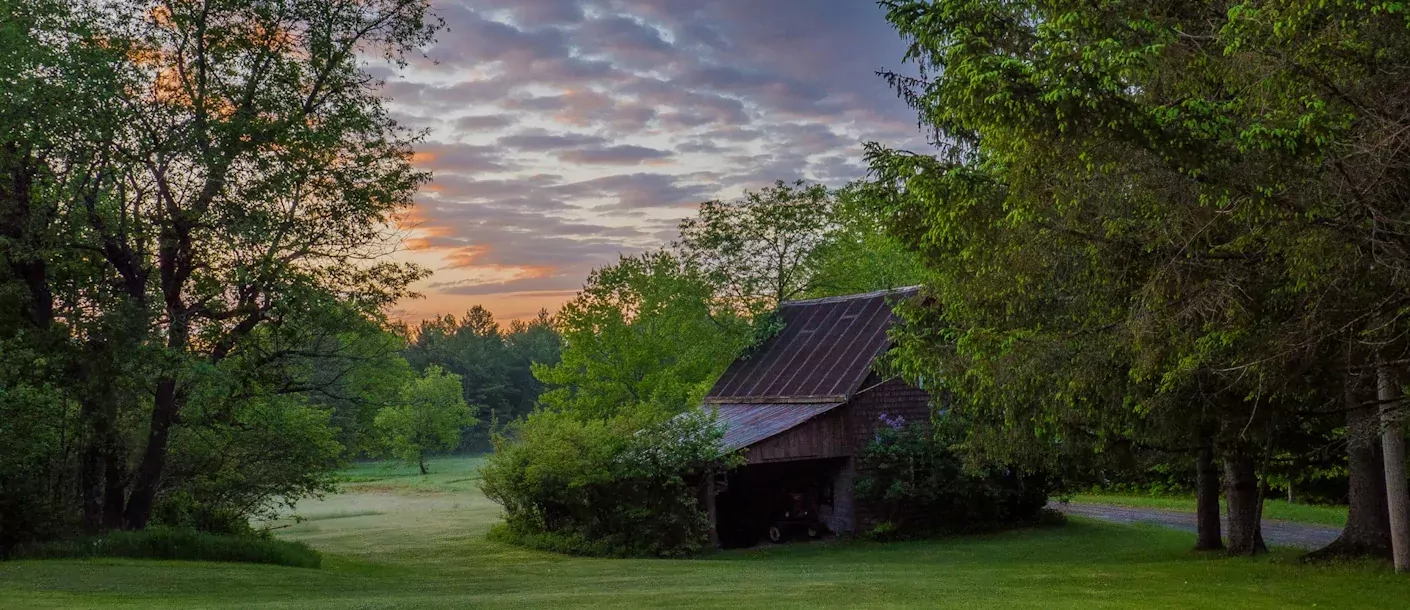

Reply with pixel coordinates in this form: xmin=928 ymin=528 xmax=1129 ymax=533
xmin=150 ymin=491 xmax=259 ymax=537
xmin=486 ymin=522 xmax=616 ymax=557
xmin=855 ymin=420 xmax=1053 ymax=537
xmin=480 ymin=407 xmax=738 ymax=558
xmin=10 ymin=527 xmax=321 ymax=568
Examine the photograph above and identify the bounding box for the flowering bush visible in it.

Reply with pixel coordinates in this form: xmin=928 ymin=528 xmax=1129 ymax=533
xmin=480 ymin=407 xmax=739 ymax=557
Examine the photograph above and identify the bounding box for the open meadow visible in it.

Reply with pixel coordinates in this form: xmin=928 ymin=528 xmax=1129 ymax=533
xmin=1 ymin=456 xmax=1408 ymax=609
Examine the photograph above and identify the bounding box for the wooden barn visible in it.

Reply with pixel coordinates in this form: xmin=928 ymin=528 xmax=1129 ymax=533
xmin=702 ymin=287 xmax=933 ymax=547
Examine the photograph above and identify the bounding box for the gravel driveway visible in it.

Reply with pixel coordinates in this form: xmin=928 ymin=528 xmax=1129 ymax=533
xmin=1055 ymin=501 xmax=1341 ymax=550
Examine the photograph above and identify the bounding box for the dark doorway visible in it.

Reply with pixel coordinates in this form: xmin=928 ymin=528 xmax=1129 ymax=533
xmin=716 ymin=458 xmax=846 ymax=548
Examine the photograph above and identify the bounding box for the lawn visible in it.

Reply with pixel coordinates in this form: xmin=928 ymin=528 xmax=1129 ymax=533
xmin=1 ymin=456 xmax=1406 ymax=609
xmin=1069 ymin=493 xmax=1349 ymax=528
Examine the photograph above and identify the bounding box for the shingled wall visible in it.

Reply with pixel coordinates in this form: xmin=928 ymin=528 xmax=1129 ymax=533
xmin=841 ymin=372 xmax=933 ymax=533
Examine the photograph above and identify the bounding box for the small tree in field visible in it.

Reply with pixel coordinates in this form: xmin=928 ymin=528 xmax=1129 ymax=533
xmin=374 ymin=366 xmax=477 ymax=474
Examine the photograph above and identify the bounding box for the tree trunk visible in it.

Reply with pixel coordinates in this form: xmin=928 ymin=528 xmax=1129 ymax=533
xmin=102 ymin=436 xmax=126 ymax=531
xmin=1195 ymin=445 xmax=1224 ymax=551
xmin=1224 ymin=450 xmax=1267 ymax=556
xmin=79 ymin=434 xmax=104 ymax=533
xmin=123 ymin=376 xmax=182 ymax=529
xmin=79 ymin=392 xmax=118 ymax=533
xmin=705 ymin=468 xmax=721 ymax=550
xmin=1380 ymin=367 xmax=1410 ymax=572
xmin=1307 ymin=376 xmax=1391 ymax=560
xmin=419 ymin=453 xmax=429 ymax=475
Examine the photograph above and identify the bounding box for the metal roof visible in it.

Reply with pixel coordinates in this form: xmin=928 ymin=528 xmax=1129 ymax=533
xmin=710 ymin=402 xmax=845 ymax=450
xmin=705 ymin=286 xmax=919 ymax=403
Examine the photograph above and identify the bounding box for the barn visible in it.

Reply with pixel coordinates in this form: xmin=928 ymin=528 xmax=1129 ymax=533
xmin=701 ymin=286 xmax=933 ymax=547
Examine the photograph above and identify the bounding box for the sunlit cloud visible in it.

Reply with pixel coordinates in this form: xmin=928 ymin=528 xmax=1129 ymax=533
xmin=383 ymin=0 xmax=927 ymax=322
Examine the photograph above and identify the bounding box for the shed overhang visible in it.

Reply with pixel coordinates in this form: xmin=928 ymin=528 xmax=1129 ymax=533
xmin=710 ymin=402 xmax=845 ymax=451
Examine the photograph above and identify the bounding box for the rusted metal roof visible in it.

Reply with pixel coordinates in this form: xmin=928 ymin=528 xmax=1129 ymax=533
xmin=710 ymin=402 xmax=845 ymax=450
xmin=705 ymin=287 xmax=919 ymax=403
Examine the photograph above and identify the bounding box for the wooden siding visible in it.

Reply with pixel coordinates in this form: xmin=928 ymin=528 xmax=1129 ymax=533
xmin=741 ymin=407 xmax=848 ymax=464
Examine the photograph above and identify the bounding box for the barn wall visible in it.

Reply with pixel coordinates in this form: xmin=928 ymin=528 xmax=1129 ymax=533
xmin=842 ymin=372 xmax=933 ymax=532
xmin=743 ymin=408 xmax=848 ymax=464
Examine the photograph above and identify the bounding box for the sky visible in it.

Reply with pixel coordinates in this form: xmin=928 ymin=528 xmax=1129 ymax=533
xmin=384 ymin=0 xmax=926 ymax=323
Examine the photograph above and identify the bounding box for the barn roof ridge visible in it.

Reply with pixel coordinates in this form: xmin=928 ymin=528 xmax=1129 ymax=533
xmin=779 ymin=285 xmax=921 ymax=308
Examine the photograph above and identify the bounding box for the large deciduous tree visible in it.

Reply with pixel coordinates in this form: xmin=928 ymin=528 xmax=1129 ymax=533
xmin=677 ymin=180 xmax=835 ymax=314
xmin=0 ymin=0 xmax=438 ymax=539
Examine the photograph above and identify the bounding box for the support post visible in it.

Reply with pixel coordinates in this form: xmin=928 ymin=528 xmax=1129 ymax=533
xmin=1379 ymin=367 xmax=1410 ymax=572
xmin=705 ymin=468 xmax=721 ymax=550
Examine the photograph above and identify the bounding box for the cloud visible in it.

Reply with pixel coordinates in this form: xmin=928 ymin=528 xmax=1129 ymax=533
xmin=556 ymin=145 xmax=673 ymax=165
xmin=413 ymin=142 xmax=516 ymax=173
xmin=557 ymin=173 xmax=712 ymax=210
xmin=496 ymin=129 xmax=609 ymax=151
xmin=430 ymin=6 xmax=570 ymax=67
xmin=429 ymin=274 xmax=587 ymax=296
xmin=388 ymin=0 xmax=931 ymax=321
xmin=454 ymin=114 xmax=515 ymax=130
xmin=676 ymin=140 xmax=730 ymax=154
xmin=499 ymin=0 xmax=584 ymax=26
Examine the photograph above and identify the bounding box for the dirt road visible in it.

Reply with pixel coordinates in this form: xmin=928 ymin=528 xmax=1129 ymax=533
xmin=1055 ymin=502 xmax=1340 ymax=550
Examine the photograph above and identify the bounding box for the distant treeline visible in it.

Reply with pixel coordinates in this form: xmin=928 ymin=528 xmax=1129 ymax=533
xmin=402 ymin=308 xmax=561 ymax=451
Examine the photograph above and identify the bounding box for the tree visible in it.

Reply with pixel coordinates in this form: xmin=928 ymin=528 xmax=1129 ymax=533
xmin=406 ymin=307 xmax=512 ymax=412
xmin=109 ymin=0 xmax=435 ymax=529
xmin=502 ymin=309 xmax=561 ymax=420
xmin=0 ymin=0 xmax=440 ymax=535
xmin=677 ymin=180 xmax=835 ymax=314
xmin=374 ymin=366 xmax=476 ymax=475
xmin=403 ymin=306 xmax=560 ymax=448
xmin=803 ymin=181 xmax=928 ymax=298
xmin=869 ymin=0 xmax=1410 ymax=556
xmin=534 ymin=251 xmax=752 ymax=420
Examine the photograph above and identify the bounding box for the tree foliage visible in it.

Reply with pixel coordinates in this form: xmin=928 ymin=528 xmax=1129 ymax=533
xmin=0 ymin=0 xmax=439 ymax=546
xmin=677 ymin=180 xmax=834 ymax=313
xmin=869 ymin=0 xmax=1410 ymax=556
xmin=403 ymin=307 xmax=560 ymax=448
xmin=373 ymin=365 xmax=476 ymax=475
xmin=856 ymin=419 xmax=1053 ymax=538
xmin=677 ymin=179 xmax=926 ymax=313
xmin=534 ymin=250 xmax=753 ymax=421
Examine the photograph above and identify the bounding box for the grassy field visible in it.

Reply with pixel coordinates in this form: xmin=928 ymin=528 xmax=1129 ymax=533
xmin=2 ymin=456 xmax=1406 ymax=609
xmin=1070 ymin=493 xmax=1349 ymax=527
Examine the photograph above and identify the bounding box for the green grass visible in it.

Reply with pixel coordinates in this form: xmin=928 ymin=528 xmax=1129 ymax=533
xmin=1070 ymin=493 xmax=1349 ymax=527
xmin=2 ymin=455 xmax=1404 ymax=609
